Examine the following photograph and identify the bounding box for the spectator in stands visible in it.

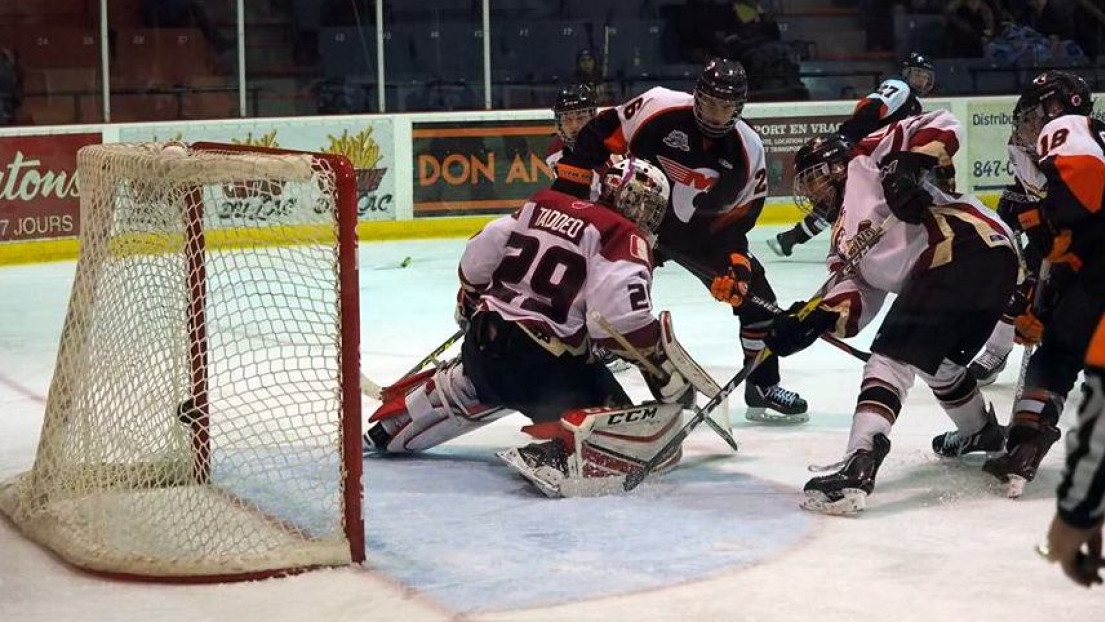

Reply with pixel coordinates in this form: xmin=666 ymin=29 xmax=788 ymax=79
xmin=572 ymin=49 xmax=613 ymax=105
xmin=1021 ymin=0 xmax=1078 ymax=43
xmin=143 ymin=0 xmax=233 ymax=54
xmin=0 ymin=47 xmax=24 ymax=127
xmin=944 ymin=0 xmax=997 ymax=57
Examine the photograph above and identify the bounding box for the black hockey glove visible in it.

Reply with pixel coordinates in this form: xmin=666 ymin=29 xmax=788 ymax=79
xmin=996 ymin=187 xmax=1043 ymax=234
xmin=764 ymin=303 xmax=840 ymax=357
xmin=880 ymin=152 xmax=939 ymax=225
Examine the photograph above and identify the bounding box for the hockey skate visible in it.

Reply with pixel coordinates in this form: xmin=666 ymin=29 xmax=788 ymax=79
xmin=801 ymin=433 xmax=891 ymax=516
xmin=766 ymin=229 xmax=798 ymax=257
xmin=497 ymin=439 xmax=570 ymax=498
xmin=983 ymin=424 xmax=1061 ymax=498
xmin=931 ymin=405 xmax=1005 ymax=457
xmin=745 ymin=383 xmax=809 ymax=424
xmin=968 ymin=349 xmax=1009 ymax=386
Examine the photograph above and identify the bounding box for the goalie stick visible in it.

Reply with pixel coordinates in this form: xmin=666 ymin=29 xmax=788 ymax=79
xmin=589 ymin=310 xmax=739 ymax=452
xmin=624 ymin=216 xmax=898 ymax=492
xmin=658 ymin=245 xmax=871 ymax=362
xmin=359 ymin=328 xmax=465 ymax=401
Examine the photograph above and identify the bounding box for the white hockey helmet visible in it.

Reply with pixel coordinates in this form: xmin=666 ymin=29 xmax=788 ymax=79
xmin=600 ymin=157 xmax=671 ymax=233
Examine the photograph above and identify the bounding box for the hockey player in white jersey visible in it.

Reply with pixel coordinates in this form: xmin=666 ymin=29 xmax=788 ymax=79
xmin=363 ymin=159 xmax=710 ymax=497
xmin=768 ymin=52 xmax=948 ymax=258
xmin=554 ymin=57 xmax=809 ymax=424
xmin=765 ymin=110 xmax=1018 ymax=515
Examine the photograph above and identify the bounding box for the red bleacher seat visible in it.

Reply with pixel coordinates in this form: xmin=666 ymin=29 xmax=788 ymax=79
xmin=14 ymin=29 xmax=99 ymax=70
xmin=110 ymin=93 xmax=179 ymax=122
xmin=181 ymin=76 xmax=238 ymax=120
xmin=114 ymin=28 xmax=214 ymax=85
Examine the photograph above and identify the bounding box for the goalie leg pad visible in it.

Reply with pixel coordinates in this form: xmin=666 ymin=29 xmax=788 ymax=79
xmin=499 ymin=402 xmax=685 ymax=497
xmin=659 ymin=310 xmax=721 ymax=396
xmin=366 ymin=362 xmax=509 ymax=453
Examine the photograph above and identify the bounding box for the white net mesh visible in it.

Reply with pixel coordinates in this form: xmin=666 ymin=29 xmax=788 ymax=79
xmin=0 ymin=143 xmax=360 ymax=580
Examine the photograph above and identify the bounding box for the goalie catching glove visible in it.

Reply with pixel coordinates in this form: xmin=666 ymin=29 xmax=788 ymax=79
xmin=710 ymin=252 xmax=753 ymax=307
xmin=764 ymin=302 xmax=840 ymax=357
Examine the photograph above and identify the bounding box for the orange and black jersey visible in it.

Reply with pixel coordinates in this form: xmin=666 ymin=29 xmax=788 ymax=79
xmin=1035 ymin=115 xmax=1105 ymax=261
xmin=551 ymin=87 xmax=768 ymax=237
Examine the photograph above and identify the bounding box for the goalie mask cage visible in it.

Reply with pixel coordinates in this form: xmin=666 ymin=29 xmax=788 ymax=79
xmin=0 ymin=142 xmax=364 ymax=582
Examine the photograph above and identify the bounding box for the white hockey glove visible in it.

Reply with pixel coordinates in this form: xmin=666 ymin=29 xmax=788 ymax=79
xmin=643 ymin=355 xmax=692 ymax=405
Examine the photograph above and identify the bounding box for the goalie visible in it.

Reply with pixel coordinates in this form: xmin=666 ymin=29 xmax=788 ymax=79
xmin=363 ymin=159 xmax=715 ymax=497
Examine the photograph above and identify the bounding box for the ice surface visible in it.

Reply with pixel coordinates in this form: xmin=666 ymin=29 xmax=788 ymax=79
xmin=0 ymin=228 xmax=1097 ymax=621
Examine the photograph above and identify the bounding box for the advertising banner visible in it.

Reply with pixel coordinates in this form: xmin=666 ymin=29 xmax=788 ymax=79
xmin=119 ymin=118 xmax=396 ymax=222
xmin=965 ymin=101 xmax=1017 ymax=192
xmin=750 ymin=114 xmax=849 ymax=197
xmin=412 ymin=121 xmax=555 ymax=217
xmin=0 ymin=132 xmax=101 ymax=242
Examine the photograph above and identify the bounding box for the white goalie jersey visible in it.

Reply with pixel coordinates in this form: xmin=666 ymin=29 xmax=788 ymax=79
xmin=459 ymin=188 xmax=660 ymax=354
xmin=821 ymin=110 xmax=1015 ymax=337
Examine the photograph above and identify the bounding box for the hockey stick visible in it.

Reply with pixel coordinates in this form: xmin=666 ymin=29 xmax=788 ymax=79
xmin=1012 ymin=233 xmax=1035 ymax=402
xmin=359 ymin=328 xmax=465 ymax=401
xmin=624 ymin=217 xmax=897 ymax=492
xmin=658 ymin=245 xmax=871 ymax=362
xmin=402 ymin=328 xmax=464 ymax=377
xmin=589 ymin=311 xmax=740 ymax=452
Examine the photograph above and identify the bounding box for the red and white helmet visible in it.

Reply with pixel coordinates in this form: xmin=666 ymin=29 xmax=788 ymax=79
xmin=600 ymin=158 xmax=671 ymax=233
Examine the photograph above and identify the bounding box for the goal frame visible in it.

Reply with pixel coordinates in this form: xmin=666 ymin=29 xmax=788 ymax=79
xmin=187 ymin=141 xmax=365 ymax=577
xmin=1 ymin=141 xmax=365 ymax=583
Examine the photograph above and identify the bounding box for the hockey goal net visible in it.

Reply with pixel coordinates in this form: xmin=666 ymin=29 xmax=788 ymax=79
xmin=0 ymin=142 xmax=363 ymax=581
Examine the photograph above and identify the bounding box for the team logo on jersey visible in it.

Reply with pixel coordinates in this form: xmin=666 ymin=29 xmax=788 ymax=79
xmin=657 ymin=155 xmax=720 ymax=223
xmin=663 ymin=130 xmax=690 ymax=152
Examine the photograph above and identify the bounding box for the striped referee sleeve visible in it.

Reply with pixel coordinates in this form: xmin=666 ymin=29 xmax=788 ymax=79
xmin=1057 ymin=369 xmax=1105 ymax=528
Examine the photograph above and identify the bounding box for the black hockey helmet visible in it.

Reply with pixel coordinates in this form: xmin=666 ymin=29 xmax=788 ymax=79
xmin=901 ymin=52 xmax=935 ymax=96
xmin=552 ymin=84 xmax=598 ymax=149
xmin=793 ymin=134 xmax=853 ymax=221
xmin=694 ymin=57 xmax=748 ymax=138
xmin=1012 ymin=70 xmax=1094 ymax=156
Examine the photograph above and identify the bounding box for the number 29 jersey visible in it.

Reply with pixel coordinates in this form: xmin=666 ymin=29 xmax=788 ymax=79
xmin=459 ymin=189 xmax=660 ymax=354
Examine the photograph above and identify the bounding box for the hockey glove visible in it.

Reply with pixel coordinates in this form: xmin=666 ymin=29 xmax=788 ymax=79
xmin=455 ymin=286 xmax=481 ymax=330
xmin=880 ymin=152 xmax=939 ymax=225
xmin=642 ymin=354 xmax=693 ymax=405
xmin=710 ymin=253 xmax=754 ymax=308
xmin=996 ymin=187 xmax=1039 ymax=233
xmin=1014 ymin=310 xmax=1044 ymax=346
xmin=1034 ymin=234 xmax=1082 ymax=322
xmin=764 ymin=303 xmax=840 ymax=357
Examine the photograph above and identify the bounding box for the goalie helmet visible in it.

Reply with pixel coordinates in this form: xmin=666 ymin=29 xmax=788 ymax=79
xmin=792 ymin=134 xmax=852 ymax=221
xmin=553 ymin=84 xmax=598 ymax=150
xmin=1012 ymin=70 xmax=1094 ymax=157
xmin=600 ymin=158 xmax=671 ymax=233
xmin=694 ymin=57 xmax=748 ymax=138
xmin=901 ymin=52 xmax=935 ymax=96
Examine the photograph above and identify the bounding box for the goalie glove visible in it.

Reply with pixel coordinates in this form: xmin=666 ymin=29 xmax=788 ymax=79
xmin=709 ymin=252 xmax=753 ymax=308
xmin=880 ymin=151 xmax=939 ymax=224
xmin=764 ymin=302 xmax=840 ymax=357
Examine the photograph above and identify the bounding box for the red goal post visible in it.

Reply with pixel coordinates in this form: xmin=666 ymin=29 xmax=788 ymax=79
xmin=0 ymin=141 xmax=364 ymax=582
